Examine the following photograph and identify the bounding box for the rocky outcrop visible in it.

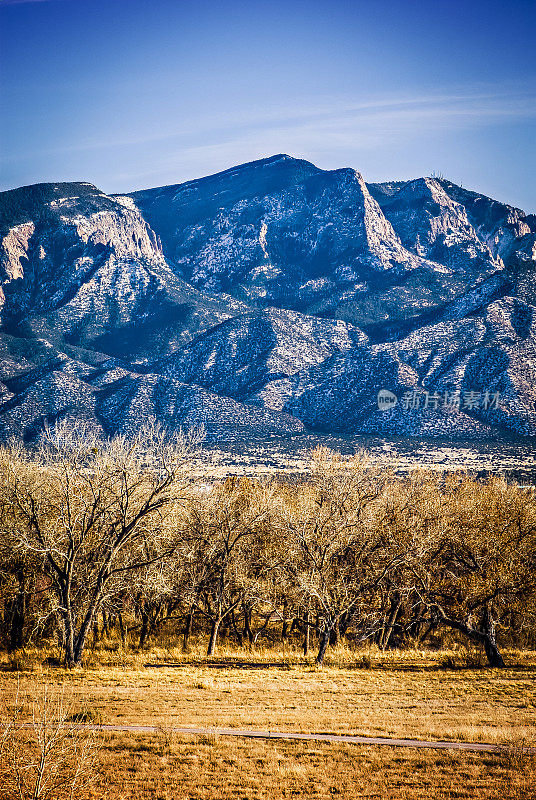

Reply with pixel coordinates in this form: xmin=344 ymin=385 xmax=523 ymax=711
xmin=368 ymin=177 xmax=500 ymax=273
xmin=130 ymin=155 xmax=436 ymax=319
xmin=0 ymin=183 xmax=163 ymax=326
xmin=0 ymin=184 xmax=247 ymax=364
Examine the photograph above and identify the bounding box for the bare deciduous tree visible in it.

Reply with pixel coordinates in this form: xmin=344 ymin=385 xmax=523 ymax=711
xmin=0 ymin=436 xmax=535 ymax=667
xmin=0 ymin=684 xmax=100 ymax=800
xmin=0 ymin=420 xmax=199 ymax=667
xmin=279 ymin=450 xmax=398 ymax=665
xmin=180 ymin=477 xmax=274 ymax=656
xmin=416 ymin=476 xmax=536 ymax=667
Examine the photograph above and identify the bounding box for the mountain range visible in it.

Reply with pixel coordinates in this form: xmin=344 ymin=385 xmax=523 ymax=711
xmin=0 ymin=154 xmax=535 ymax=442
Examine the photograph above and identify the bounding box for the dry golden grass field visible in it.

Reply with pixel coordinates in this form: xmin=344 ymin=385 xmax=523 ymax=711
xmin=1 ymin=644 xmax=535 ymax=799
xmin=88 ymin=732 xmax=536 ymax=800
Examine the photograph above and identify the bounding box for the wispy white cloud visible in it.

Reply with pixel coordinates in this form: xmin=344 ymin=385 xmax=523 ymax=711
xmin=12 ymin=83 xmax=535 ymax=160
xmin=3 ymin=80 xmax=535 ymax=201
xmin=104 ymin=84 xmax=534 ymax=192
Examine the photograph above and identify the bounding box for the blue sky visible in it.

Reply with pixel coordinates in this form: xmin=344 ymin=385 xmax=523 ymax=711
xmin=1 ymin=0 xmax=535 ymax=210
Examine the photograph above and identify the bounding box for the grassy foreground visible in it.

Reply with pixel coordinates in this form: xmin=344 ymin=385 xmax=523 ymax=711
xmin=90 ymin=733 xmax=536 ymax=800
xmin=1 ymin=644 xmax=535 ymax=798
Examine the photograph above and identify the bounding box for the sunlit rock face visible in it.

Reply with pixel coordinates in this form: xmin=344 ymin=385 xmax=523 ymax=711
xmin=0 ymin=155 xmax=534 ymax=441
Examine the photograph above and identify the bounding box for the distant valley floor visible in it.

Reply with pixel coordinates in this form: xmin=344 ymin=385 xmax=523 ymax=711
xmin=194 ymin=434 xmax=536 ymax=484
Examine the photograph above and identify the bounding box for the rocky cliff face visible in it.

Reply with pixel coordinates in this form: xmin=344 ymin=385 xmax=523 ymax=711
xmin=0 ymin=156 xmax=534 ymax=441
xmin=131 ymin=156 xmax=444 ymax=325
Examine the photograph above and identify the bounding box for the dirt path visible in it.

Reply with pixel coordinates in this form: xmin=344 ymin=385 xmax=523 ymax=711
xmin=93 ymin=723 xmax=523 ymax=753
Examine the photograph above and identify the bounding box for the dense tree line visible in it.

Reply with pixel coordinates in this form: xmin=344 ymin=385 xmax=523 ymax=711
xmin=0 ymin=425 xmax=535 ymax=668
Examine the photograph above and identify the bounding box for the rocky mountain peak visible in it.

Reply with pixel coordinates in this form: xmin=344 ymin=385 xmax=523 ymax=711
xmin=0 ymin=155 xmax=535 ymax=442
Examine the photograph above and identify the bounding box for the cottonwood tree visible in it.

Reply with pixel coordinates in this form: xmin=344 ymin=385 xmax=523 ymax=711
xmin=368 ymin=471 xmax=450 ymax=650
xmin=0 ymin=529 xmax=40 ymax=652
xmin=279 ymin=450 xmax=399 ymax=665
xmin=235 ymin=509 xmax=287 ymax=649
xmin=0 ymin=420 xmax=198 ymax=667
xmin=413 ymin=475 xmax=536 ymax=667
xmin=125 ymin=540 xmax=197 ymax=649
xmin=179 ymin=477 xmax=274 ymax=656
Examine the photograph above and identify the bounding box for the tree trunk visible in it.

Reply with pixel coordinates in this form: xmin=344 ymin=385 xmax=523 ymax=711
xmin=329 ymin=618 xmax=340 ymax=647
xmin=64 ymin=638 xmax=76 ymax=668
xmin=481 ymin=606 xmax=505 ymax=668
xmin=138 ymin=611 xmax=149 ymax=649
xmin=117 ymin=612 xmax=126 ymax=645
xmin=438 ymin=606 xmax=506 ymax=669
xmin=7 ymin=568 xmax=27 ymax=652
xmin=290 ymin=617 xmax=301 ymax=634
xmin=71 ymin=607 xmax=98 ymax=667
xmin=207 ymin=618 xmax=220 ymax=656
xmin=303 ymin=609 xmax=310 ymax=656
xmin=56 ymin=612 xmax=66 ymax=651
xmin=63 ymin=605 xmax=76 ymax=668
xmin=380 ymin=597 xmax=402 ymax=651
xmin=230 ymin=609 xmax=243 ymax=647
xmin=418 ymin=619 xmax=437 ymax=645
xmin=316 ymin=628 xmax=330 ymax=666
xmin=281 ymin=601 xmax=289 ymax=641
xmin=243 ymin=605 xmax=254 ymax=646
xmin=72 ymin=636 xmax=86 ymax=667
xmin=183 ymin=608 xmax=194 ymax=652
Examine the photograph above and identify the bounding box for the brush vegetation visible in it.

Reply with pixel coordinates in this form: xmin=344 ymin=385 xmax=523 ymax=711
xmin=1 ymin=423 xmax=535 ymax=669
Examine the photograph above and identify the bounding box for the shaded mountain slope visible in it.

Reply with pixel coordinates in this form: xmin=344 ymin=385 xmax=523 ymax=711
xmin=266 ymin=298 xmax=536 ymax=438
xmin=153 ymin=307 xmax=367 ymax=401
xmin=0 ymin=184 xmax=245 ymax=361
